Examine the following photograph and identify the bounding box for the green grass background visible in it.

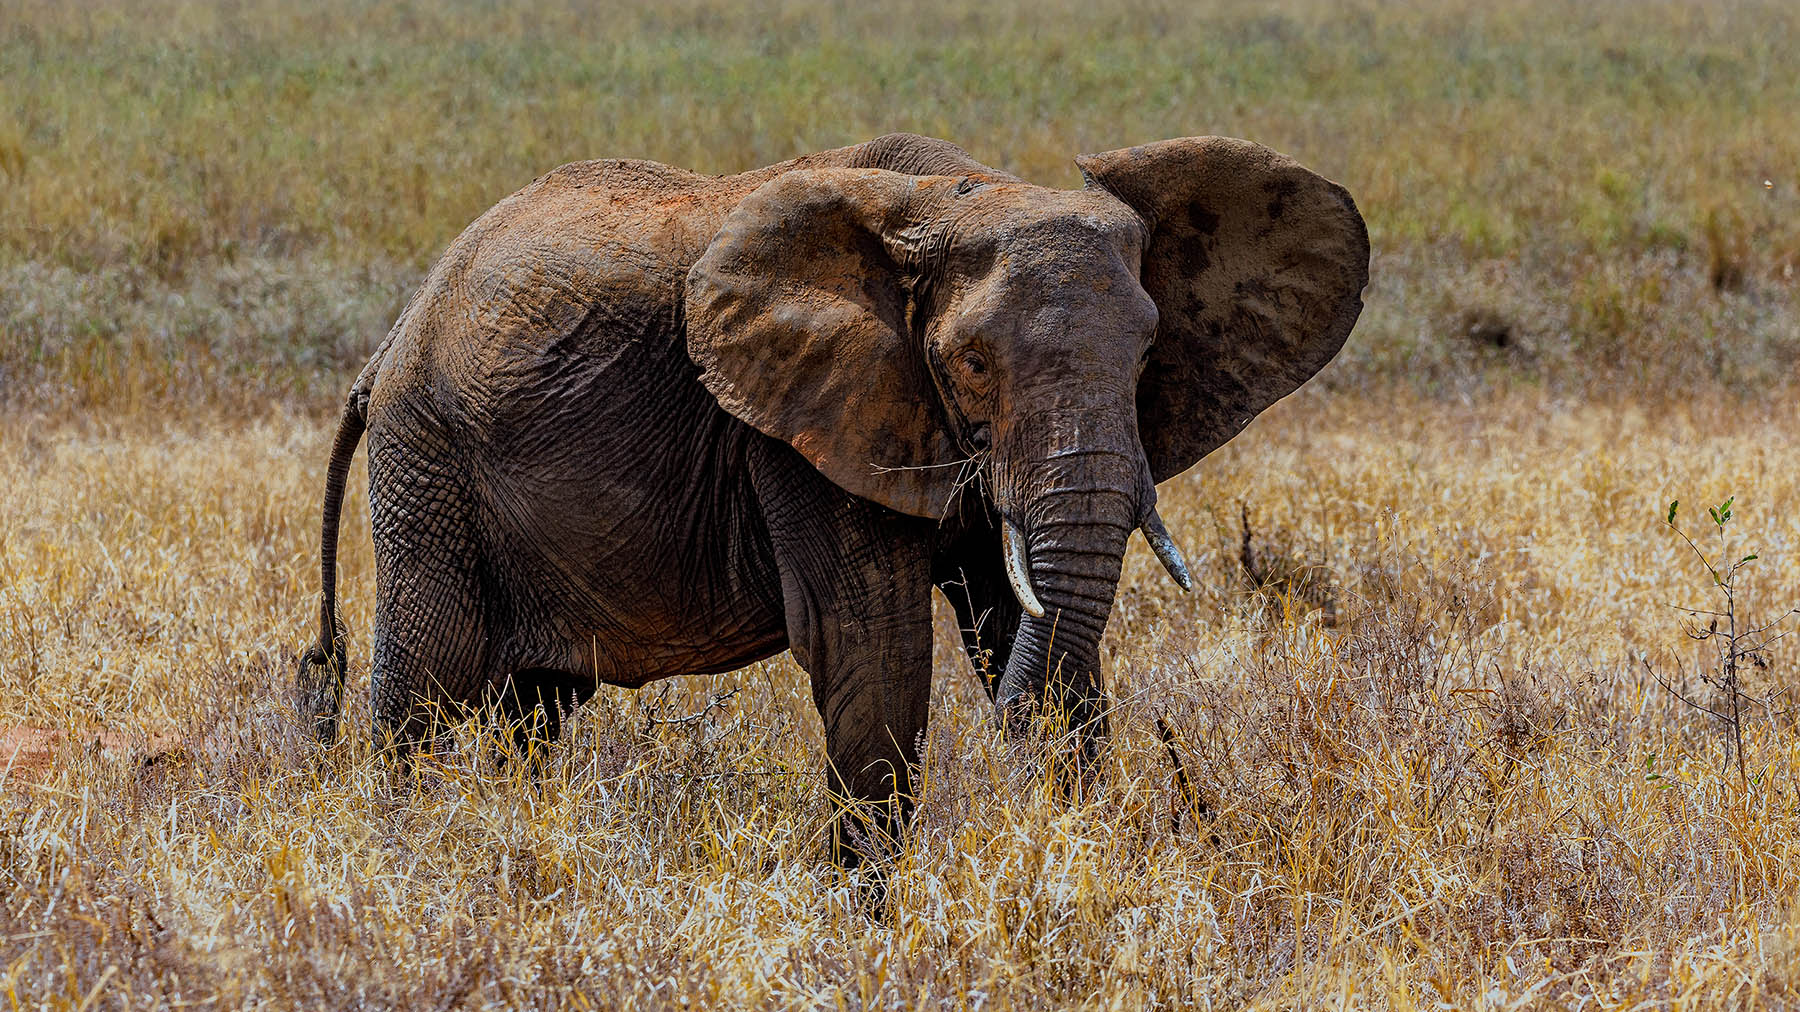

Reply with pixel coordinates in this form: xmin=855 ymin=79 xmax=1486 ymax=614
xmin=2 ymin=0 xmax=1796 ymax=411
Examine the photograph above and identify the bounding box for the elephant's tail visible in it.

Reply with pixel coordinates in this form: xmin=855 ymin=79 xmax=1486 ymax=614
xmin=298 ymin=392 xmax=368 ymax=740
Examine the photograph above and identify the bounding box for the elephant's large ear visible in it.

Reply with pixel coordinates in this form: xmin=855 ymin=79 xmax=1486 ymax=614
xmin=1076 ymin=137 xmax=1370 ymax=483
xmin=686 ymin=168 xmax=962 ymax=518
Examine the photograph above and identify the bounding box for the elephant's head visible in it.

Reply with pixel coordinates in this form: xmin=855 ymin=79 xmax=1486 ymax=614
xmin=686 ymin=137 xmax=1368 ymax=747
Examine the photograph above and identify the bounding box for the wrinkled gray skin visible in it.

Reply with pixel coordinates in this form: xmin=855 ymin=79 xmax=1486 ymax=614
xmin=300 ymin=133 xmax=1369 ymax=866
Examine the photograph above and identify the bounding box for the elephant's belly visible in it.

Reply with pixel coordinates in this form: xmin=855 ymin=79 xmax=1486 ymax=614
xmin=546 ymin=507 xmax=790 ymax=688
xmin=560 ymin=606 xmax=790 ymax=690
xmin=513 ymin=524 xmax=791 ymax=689
xmin=477 ymin=345 xmax=791 ymax=689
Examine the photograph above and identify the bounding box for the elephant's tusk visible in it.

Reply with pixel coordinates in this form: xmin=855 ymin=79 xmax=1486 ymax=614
xmin=1002 ymin=518 xmax=1047 ymax=619
xmin=1141 ymin=506 xmax=1193 ymax=592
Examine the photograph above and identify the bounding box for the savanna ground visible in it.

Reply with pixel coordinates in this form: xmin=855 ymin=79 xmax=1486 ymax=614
xmin=3 ymin=0 xmax=1799 ymax=1007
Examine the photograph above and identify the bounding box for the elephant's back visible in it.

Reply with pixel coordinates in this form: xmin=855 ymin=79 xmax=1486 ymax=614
xmin=363 ymin=158 xmax=752 ymax=430
xmin=364 ymin=136 xmax=1012 ymax=425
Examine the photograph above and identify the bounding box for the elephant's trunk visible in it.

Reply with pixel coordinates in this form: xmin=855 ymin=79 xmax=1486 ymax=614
xmin=991 ymin=420 xmax=1145 ymax=756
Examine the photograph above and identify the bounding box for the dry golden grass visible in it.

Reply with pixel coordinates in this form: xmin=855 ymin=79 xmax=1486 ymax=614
xmin=6 ymin=389 xmax=1800 ymax=1008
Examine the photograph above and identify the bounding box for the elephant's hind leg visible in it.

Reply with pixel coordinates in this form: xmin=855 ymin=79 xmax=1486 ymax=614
xmin=367 ymin=429 xmax=495 ymax=747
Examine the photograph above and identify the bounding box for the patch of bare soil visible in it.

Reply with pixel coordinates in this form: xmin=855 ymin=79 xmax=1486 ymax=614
xmin=0 ymin=726 xmax=180 ymax=784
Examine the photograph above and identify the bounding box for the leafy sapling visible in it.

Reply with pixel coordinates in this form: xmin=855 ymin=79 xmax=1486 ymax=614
xmin=1649 ymin=496 xmax=1797 ymax=791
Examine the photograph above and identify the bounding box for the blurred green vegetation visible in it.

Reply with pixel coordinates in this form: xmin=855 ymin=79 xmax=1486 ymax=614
xmin=1 ymin=0 xmax=1796 ymax=413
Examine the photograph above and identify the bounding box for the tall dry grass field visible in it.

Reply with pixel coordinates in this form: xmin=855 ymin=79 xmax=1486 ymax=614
xmin=3 ymin=0 xmax=1799 ymax=1008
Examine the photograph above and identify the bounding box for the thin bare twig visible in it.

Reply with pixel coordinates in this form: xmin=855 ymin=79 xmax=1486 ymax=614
xmin=642 ymin=687 xmax=740 ymax=730
xmin=1157 ymin=715 xmax=1211 ymax=830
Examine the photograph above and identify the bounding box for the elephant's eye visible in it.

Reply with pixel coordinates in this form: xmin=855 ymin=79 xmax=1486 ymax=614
xmin=950 ymin=347 xmax=991 ymax=380
xmin=948 ymin=346 xmax=996 ymax=397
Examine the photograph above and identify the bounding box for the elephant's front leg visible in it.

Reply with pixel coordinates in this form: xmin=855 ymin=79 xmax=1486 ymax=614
xmin=750 ymin=442 xmax=936 ymax=870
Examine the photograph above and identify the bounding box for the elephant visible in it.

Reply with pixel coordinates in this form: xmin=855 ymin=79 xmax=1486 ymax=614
xmin=298 ymin=132 xmax=1368 ymax=866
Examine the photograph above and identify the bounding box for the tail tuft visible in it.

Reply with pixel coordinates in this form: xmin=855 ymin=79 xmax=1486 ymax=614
xmin=300 ymin=393 xmax=367 ymax=744
xmin=296 ymin=638 xmax=347 ymax=743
